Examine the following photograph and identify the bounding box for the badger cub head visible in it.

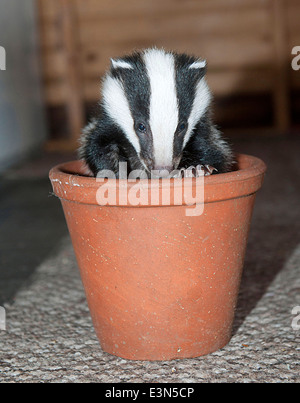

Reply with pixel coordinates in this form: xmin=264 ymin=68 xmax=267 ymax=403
xmin=80 ymin=48 xmax=233 ymax=177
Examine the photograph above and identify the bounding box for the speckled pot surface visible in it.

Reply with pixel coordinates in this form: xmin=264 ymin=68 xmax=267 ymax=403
xmin=49 ymin=154 xmax=266 ymax=361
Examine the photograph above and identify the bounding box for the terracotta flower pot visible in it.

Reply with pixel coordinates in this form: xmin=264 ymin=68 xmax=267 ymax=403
xmin=49 ymin=154 xmax=266 ymax=361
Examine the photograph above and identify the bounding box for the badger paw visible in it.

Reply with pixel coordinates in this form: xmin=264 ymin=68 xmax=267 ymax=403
xmin=202 ymin=165 xmax=218 ymax=176
xmin=170 ymin=165 xmax=217 ymax=178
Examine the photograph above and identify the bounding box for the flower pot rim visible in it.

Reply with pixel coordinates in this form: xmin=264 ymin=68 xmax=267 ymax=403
xmin=49 ymin=153 xmax=266 ymax=206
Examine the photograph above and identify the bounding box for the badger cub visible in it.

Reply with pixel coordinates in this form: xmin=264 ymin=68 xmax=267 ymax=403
xmin=79 ymin=48 xmax=233 ymax=178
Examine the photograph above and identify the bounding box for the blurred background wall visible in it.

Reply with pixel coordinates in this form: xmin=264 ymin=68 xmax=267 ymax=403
xmin=0 ymin=0 xmax=48 ymax=171
xmin=0 ymin=0 xmax=299 ymax=165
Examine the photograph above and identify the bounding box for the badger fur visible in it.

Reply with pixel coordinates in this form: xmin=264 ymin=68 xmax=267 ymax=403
xmin=79 ymin=48 xmax=233 ymax=178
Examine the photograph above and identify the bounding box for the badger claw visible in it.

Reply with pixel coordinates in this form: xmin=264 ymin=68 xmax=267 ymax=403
xmin=194 ymin=164 xmax=217 ymax=177
xmin=203 ymin=164 xmax=218 ymax=176
xmin=170 ymin=165 xmax=217 ymax=178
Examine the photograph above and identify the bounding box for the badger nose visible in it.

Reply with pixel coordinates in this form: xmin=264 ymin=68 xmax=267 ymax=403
xmin=154 ymin=165 xmax=173 ymax=172
xmin=153 ymin=165 xmax=173 ymax=178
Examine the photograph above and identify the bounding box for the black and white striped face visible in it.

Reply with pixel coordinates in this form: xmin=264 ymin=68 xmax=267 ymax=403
xmin=102 ymin=48 xmax=211 ymax=174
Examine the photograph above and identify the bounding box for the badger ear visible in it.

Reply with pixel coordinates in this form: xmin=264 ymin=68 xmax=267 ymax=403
xmin=110 ymin=58 xmax=134 ymax=70
xmin=189 ymin=59 xmax=207 ymax=70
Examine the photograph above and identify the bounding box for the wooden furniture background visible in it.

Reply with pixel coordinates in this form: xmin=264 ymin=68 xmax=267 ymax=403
xmin=37 ymin=0 xmax=300 ymax=150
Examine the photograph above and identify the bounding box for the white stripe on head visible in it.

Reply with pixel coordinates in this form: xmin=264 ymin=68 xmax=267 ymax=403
xmin=189 ymin=60 xmax=206 ymax=69
xmin=102 ymin=75 xmax=141 ymax=154
xmin=111 ymin=59 xmax=134 ymax=70
xmin=183 ymin=78 xmax=212 ymax=148
xmin=143 ymin=49 xmax=179 ymax=168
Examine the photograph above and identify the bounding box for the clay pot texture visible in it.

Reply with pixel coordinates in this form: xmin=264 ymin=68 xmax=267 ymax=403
xmin=49 ymin=154 xmax=266 ymax=361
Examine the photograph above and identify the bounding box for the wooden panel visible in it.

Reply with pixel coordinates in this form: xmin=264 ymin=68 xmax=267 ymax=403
xmin=37 ymin=0 xmax=298 ymax=140
xmin=41 ymin=49 xmax=67 ymax=80
xmin=77 ymin=10 xmax=270 ymax=42
xmin=39 ymin=20 xmax=64 ymax=49
xmin=60 ymin=0 xmax=84 ymax=141
xmin=37 ymin=0 xmax=61 ymax=20
xmin=76 ymin=3 xmax=272 ymax=77
xmin=286 ymin=0 xmax=300 ymax=47
xmin=75 ymin=0 xmax=268 ymax=18
xmin=42 ymin=39 xmax=273 ymax=83
xmin=272 ymin=0 xmax=291 ymax=131
xmin=207 ymin=69 xmax=274 ymax=96
xmin=79 ymin=37 xmax=272 ymax=79
xmin=39 ymin=0 xmax=273 ymax=74
xmin=43 ymin=79 xmax=68 ymax=105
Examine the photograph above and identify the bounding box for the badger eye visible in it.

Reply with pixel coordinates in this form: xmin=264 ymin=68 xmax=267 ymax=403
xmin=137 ymin=123 xmax=147 ymax=134
xmin=178 ymin=122 xmax=187 ymax=133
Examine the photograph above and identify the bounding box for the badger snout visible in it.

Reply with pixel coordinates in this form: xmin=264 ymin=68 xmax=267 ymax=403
xmin=154 ymin=165 xmax=173 ymax=172
xmin=150 ymin=165 xmax=172 ymax=178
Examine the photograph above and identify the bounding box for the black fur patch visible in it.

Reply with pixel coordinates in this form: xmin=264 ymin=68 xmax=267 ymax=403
xmin=174 ymin=52 xmax=206 ymax=122
xmin=172 ymin=52 xmax=207 ymax=166
xmin=179 ymin=114 xmax=232 ymax=173
xmin=111 ymin=52 xmax=151 ymax=124
xmin=80 ymin=107 xmax=143 ymax=177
